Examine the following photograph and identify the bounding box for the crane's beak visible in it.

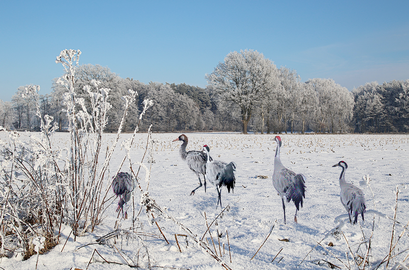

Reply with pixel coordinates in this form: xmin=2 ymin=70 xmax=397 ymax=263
xmin=332 ymin=164 xmax=338 ymax=167
xmin=172 ymin=138 xmax=180 ymax=142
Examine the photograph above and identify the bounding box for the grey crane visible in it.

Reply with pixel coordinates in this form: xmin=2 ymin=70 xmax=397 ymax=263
xmin=173 ymin=134 xmax=212 ymax=195
xmin=272 ymin=136 xmax=306 ymax=224
xmin=112 ymin=172 xmax=135 ymax=217
xmin=333 ymin=161 xmax=366 ymax=224
xmin=202 ymin=145 xmax=236 ymax=208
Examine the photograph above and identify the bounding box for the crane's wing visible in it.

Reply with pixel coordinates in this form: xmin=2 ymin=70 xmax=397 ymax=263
xmin=277 ymin=169 xmax=306 ymax=210
xmin=341 ymin=185 xmax=366 ymax=224
xmin=186 ymin=150 xmax=211 ymax=174
xmin=206 ymin=160 xmax=226 ymax=185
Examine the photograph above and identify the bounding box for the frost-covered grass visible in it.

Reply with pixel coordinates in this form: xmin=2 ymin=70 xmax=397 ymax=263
xmin=1 ymin=132 xmax=408 ymax=269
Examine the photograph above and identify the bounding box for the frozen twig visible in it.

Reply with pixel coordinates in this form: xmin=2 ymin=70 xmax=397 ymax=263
xmin=226 ymin=229 xmax=232 ymax=263
xmin=316 ymin=241 xmax=350 ymax=270
xmin=271 ymin=247 xmax=283 ymax=263
xmin=175 ymin=234 xmax=182 ymax=253
xmin=386 ymin=186 xmax=399 ymax=268
xmin=341 ymin=231 xmax=359 ymax=269
xmin=250 ymin=220 xmax=276 ymax=261
xmin=204 ymin=212 xmax=218 ymax=256
xmin=200 ymin=205 xmax=230 ymax=241
xmin=139 ymin=191 xmax=233 ymax=270
xmin=152 ymin=213 xmax=169 ymax=244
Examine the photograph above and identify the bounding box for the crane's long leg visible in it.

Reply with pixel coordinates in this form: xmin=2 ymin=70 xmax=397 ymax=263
xmin=282 ymin=198 xmax=287 ymax=224
xmin=190 ymin=175 xmax=203 ymax=195
xmin=294 ymin=209 xmax=298 ymax=223
xmin=203 ymin=174 xmax=207 ymax=193
xmin=216 ymin=186 xmax=222 ymax=209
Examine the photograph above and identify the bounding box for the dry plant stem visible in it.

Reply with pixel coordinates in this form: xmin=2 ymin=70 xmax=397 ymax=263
xmin=362 ymin=217 xmax=376 ymax=269
xmin=250 ymin=220 xmax=276 ymax=261
xmin=317 ymin=241 xmax=350 ymax=270
xmin=152 ymin=213 xmax=169 ymax=244
xmin=140 ymin=195 xmax=233 ymax=270
xmin=226 ymin=229 xmax=232 ymax=263
xmin=341 ymin=231 xmax=360 ymax=269
xmin=322 ymin=259 xmax=341 ymax=269
xmin=386 ymin=187 xmax=399 ymax=268
xmin=131 ymin=126 xmax=153 ymax=228
xmin=383 ymin=219 xmax=409 ymax=263
xmin=200 ymin=205 xmax=230 ymax=241
xmin=86 ymin=249 xmax=110 ymax=270
xmin=175 ymin=234 xmax=182 ymax=253
xmin=35 ymin=249 xmax=40 ymax=270
xmin=113 ymin=244 xmax=136 ymax=266
xmin=218 ymin=235 xmax=222 ymax=258
xmin=403 ymin=251 xmax=409 ymax=262
xmin=271 ymin=247 xmax=283 ymax=263
xmin=204 ymin=212 xmax=218 ymax=256
xmin=60 ymin=230 xmax=72 ymax=252
xmin=0 ymin=188 xmax=11 ymax=253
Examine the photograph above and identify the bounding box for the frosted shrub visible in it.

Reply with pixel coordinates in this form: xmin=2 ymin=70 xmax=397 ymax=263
xmin=0 ymin=85 xmax=61 ymax=259
xmin=55 ymin=49 xmax=152 ymax=237
xmin=0 ymin=49 xmax=153 ymax=259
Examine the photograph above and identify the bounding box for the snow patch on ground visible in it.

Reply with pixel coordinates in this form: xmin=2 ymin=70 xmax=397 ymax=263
xmin=1 ymin=133 xmax=408 ymax=269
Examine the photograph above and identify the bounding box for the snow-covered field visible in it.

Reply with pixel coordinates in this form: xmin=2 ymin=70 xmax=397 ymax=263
xmin=2 ymin=132 xmax=409 ymax=270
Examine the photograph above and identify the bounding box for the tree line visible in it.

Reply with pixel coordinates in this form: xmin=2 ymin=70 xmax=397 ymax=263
xmin=0 ymin=50 xmax=408 ymax=134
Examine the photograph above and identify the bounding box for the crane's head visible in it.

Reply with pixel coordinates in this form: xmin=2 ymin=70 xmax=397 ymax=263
xmin=173 ymin=134 xmax=187 ymax=142
xmin=332 ymin=160 xmax=348 ymax=169
xmin=274 ymin=136 xmax=282 ymax=147
xmin=203 ymin=145 xmax=210 ymax=153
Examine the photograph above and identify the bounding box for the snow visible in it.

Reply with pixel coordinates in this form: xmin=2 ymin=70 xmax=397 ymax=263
xmin=1 ymin=132 xmax=408 ymax=269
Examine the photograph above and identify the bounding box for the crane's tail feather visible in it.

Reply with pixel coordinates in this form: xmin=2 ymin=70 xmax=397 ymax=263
xmin=219 ymin=162 xmax=236 ymax=193
xmin=112 ymin=172 xmax=135 ymax=196
xmin=287 ymin=174 xmax=306 ymax=211
xmin=352 ymin=202 xmax=366 ymax=224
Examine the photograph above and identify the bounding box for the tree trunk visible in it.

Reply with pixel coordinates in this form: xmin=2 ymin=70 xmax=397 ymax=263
xmin=266 ymin=108 xmax=271 ymax=134
xmin=241 ymin=107 xmax=251 ymax=134
xmin=242 ymin=120 xmax=249 ymax=134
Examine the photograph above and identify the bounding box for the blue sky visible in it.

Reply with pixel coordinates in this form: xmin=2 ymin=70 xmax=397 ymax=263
xmin=1 ymin=1 xmax=408 ymax=101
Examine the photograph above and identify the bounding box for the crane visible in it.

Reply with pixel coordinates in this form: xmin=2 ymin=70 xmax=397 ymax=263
xmin=112 ymin=172 xmax=135 ymax=217
xmin=272 ymin=136 xmax=306 ymax=224
xmin=332 ymin=161 xmax=366 ymax=224
xmin=202 ymin=145 xmax=236 ymax=208
xmin=173 ymin=134 xmax=212 ymax=195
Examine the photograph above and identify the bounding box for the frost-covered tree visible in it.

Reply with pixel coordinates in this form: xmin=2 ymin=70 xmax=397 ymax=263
xmin=174 ymin=94 xmax=200 ymax=130
xmin=353 ymin=80 xmax=409 ymax=133
xmin=206 ymin=49 xmax=279 ymax=133
xmin=277 ymin=67 xmax=301 ymax=133
xmin=298 ymin=82 xmax=319 ymax=133
xmin=143 ymin=83 xmax=201 ymax=132
xmin=50 ymin=78 xmax=69 ymax=131
xmin=0 ymin=100 xmax=13 ymax=129
xmin=395 ymin=80 xmax=409 ymax=131
xmin=353 ymin=82 xmax=384 ymax=132
xmin=52 ymin=64 xmax=128 ymax=132
xmin=11 ymin=85 xmax=40 ymax=130
xmin=306 ymin=78 xmax=353 ymax=133
xmin=382 ymin=80 xmax=409 ymax=132
xmin=142 ymin=82 xmax=178 ymax=132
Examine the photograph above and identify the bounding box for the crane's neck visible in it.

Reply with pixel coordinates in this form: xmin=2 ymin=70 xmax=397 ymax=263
xmin=179 ymin=140 xmax=188 ymax=160
xmin=274 ymin=141 xmax=283 ymax=168
xmin=339 ymin=167 xmax=347 ymax=185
